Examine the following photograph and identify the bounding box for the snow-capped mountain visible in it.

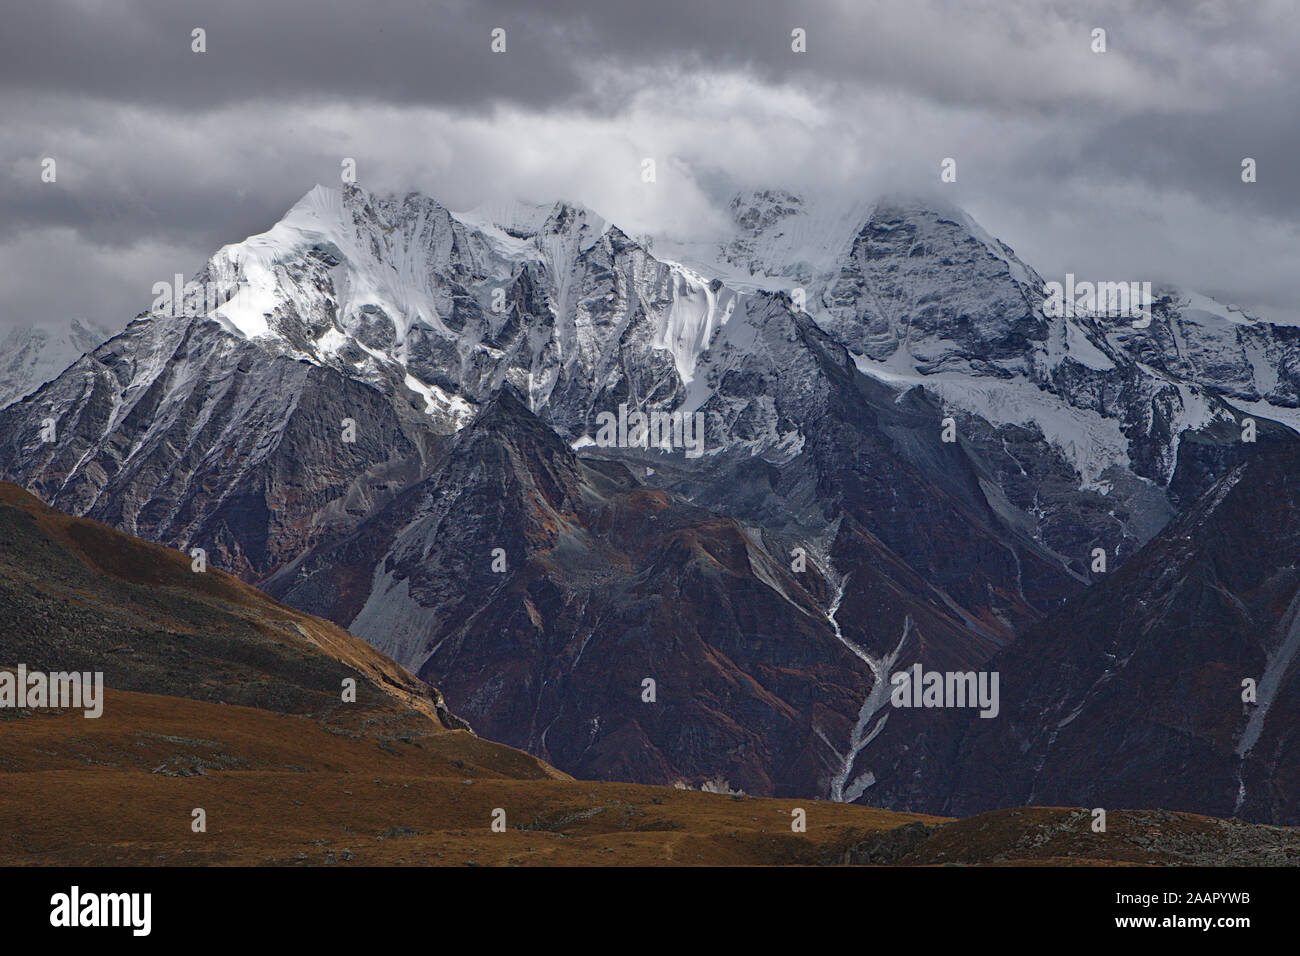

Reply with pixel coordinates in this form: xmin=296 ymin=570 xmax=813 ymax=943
xmin=3 ymin=182 xmax=1298 ymax=818
xmin=658 ymin=191 xmax=1298 ymax=571
xmin=0 ymin=184 xmax=725 ymax=578
xmin=196 ymin=184 xmax=730 ymax=437
xmin=0 ymin=319 xmax=111 ymax=410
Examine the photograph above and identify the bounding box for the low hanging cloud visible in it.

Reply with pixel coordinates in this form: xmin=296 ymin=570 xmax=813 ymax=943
xmin=2 ymin=0 xmax=1297 ymax=333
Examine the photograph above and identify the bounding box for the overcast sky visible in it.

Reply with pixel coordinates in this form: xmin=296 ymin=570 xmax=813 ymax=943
xmin=3 ymin=0 xmax=1298 ymax=334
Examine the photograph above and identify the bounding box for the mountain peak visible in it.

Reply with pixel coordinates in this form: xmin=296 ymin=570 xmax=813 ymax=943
xmin=471 ymin=382 xmax=533 ymax=424
xmin=454 ymin=196 xmax=608 ymax=244
xmin=462 ymin=383 xmax=579 ymax=462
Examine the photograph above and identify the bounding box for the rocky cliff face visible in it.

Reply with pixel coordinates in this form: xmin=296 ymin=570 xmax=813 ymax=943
xmin=271 ymin=390 xmax=848 ymax=792
xmin=0 ymin=313 xmax=436 ymax=579
xmin=930 ymin=426 xmax=1300 ymax=824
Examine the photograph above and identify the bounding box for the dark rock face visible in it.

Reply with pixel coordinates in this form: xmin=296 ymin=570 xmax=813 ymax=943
xmin=266 ymin=389 xmax=866 ymax=794
xmin=0 ymin=315 xmax=434 ymax=580
xmin=265 ymin=382 xmax=1040 ymax=797
xmin=264 ymin=298 xmax=1094 ymax=799
xmin=915 ymin=429 xmax=1300 ymax=823
xmin=822 ymin=203 xmax=1048 ymax=368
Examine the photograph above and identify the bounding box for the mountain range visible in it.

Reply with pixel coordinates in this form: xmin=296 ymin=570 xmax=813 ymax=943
xmin=3 ymin=182 xmax=1298 ymax=822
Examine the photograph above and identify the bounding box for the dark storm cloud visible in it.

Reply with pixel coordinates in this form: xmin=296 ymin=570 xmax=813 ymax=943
xmin=1074 ymin=104 xmax=1300 ymax=222
xmin=1 ymin=0 xmax=1297 ymax=331
xmin=6 ymin=0 xmax=1275 ymax=114
xmin=0 ymin=0 xmax=591 ymax=113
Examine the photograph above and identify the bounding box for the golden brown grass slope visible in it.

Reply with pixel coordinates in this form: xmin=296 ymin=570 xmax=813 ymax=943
xmin=0 ymin=480 xmax=459 ymax=730
xmin=0 ymin=688 xmax=942 ymax=866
